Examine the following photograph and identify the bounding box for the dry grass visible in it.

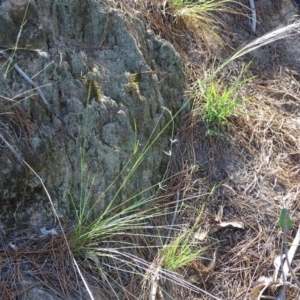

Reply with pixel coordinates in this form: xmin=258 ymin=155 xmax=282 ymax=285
xmin=0 ymin=229 xmax=97 ymax=299
xmin=156 ymin=74 xmax=300 ymax=298
xmin=163 ymin=41 xmax=300 ymax=300
xmin=133 ymin=0 xmax=300 ymax=299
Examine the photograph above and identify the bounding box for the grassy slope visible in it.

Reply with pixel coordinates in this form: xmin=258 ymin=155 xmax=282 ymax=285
xmin=1 ymin=1 xmax=300 ymax=299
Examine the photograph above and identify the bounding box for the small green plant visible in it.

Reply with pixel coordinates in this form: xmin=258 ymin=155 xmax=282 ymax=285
xmin=162 ymin=232 xmax=204 ymax=271
xmin=195 ymin=63 xmax=253 ymax=136
xmin=161 ymin=205 xmax=205 ymax=271
xmin=277 ymin=208 xmax=300 ymax=295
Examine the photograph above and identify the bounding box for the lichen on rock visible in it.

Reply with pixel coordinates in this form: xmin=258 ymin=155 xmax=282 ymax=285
xmin=0 ymin=0 xmax=187 ymax=228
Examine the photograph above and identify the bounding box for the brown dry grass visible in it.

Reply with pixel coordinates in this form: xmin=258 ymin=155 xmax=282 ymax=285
xmin=171 ymin=73 xmax=300 ymax=299
xmin=0 ymin=230 xmax=93 ymax=299
xmin=132 ymin=0 xmax=300 ymax=299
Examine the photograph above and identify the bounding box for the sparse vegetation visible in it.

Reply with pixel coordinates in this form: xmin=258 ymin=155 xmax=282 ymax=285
xmin=2 ymin=0 xmax=300 ymax=299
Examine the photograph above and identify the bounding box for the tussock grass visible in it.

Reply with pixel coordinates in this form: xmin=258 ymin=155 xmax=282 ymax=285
xmin=161 ymin=204 xmax=205 ymax=271
xmin=167 ymin=0 xmax=237 ymax=51
xmin=134 ymin=0 xmax=238 ymax=57
xmin=193 ymin=62 xmax=253 ymax=137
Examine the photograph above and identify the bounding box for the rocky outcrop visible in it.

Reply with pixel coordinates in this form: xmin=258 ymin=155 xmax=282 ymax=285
xmin=0 ymin=0 xmax=187 ymax=227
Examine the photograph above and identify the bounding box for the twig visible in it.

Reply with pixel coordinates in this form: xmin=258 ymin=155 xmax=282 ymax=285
xmin=277 ymin=224 xmax=300 ymax=300
xmin=164 ymin=190 xmax=180 ymax=244
xmin=283 ymin=226 xmax=300 ymax=285
xmin=278 ymin=218 xmax=287 ymax=300
xmin=249 ymin=0 xmax=256 ymax=33
xmin=149 ymin=264 xmax=161 ymax=300
xmin=257 ymin=86 xmax=300 ymax=102
xmin=0 ymin=49 xmax=75 ymax=140
xmin=149 ymin=191 xmax=180 ymax=300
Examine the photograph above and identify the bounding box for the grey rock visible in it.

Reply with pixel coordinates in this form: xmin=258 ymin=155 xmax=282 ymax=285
xmin=0 ymin=0 xmax=46 ymax=49
xmin=0 ymin=0 xmax=187 ymax=229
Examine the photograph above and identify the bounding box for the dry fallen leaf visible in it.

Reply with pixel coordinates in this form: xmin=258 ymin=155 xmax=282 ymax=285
xmin=188 ymin=274 xmax=201 ymax=284
xmin=249 ymin=276 xmax=281 ymax=300
xmin=209 ymin=221 xmax=245 ymax=234
xmin=194 ymin=227 xmax=210 ymax=241
xmin=215 ymin=205 xmax=223 ymax=222
xmin=218 ymin=221 xmax=245 ymax=229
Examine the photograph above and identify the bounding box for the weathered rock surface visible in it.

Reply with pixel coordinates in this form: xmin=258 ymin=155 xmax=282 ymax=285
xmin=0 ymin=0 xmax=187 ymax=228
